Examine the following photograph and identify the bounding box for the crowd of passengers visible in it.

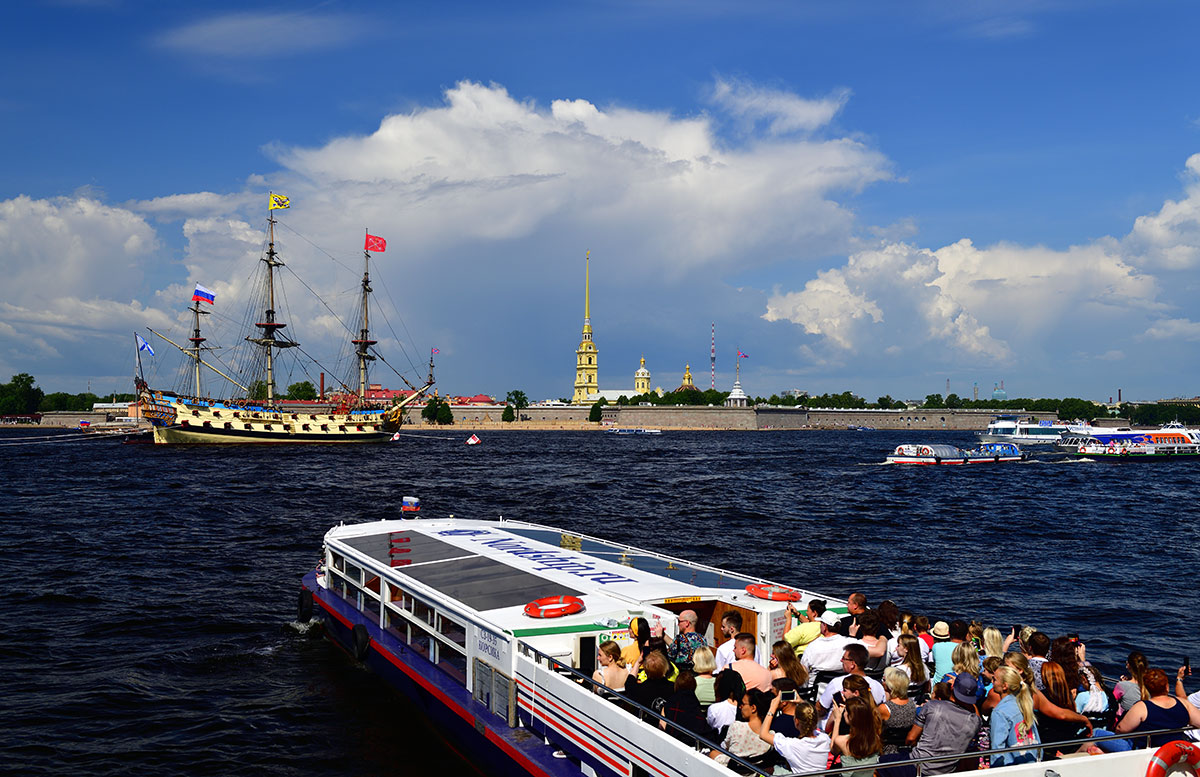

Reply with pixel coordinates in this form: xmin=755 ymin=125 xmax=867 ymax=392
xmin=589 ymin=595 xmax=1200 ymax=775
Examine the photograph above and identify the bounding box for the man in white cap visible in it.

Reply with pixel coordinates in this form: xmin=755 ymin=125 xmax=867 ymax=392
xmin=800 ymin=610 xmax=861 ymax=681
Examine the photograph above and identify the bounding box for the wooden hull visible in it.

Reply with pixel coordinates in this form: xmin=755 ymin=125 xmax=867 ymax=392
xmin=140 ymin=389 xmax=397 ymax=445
xmin=152 ymin=425 xmax=390 ymax=444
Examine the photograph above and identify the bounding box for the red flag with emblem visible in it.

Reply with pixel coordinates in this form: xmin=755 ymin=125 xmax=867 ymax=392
xmin=365 ymin=234 xmax=387 ymax=252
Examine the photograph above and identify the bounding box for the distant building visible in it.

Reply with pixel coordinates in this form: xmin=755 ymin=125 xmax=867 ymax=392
xmin=725 ymin=358 xmax=749 ymax=407
xmin=673 ymin=364 xmax=699 ymax=393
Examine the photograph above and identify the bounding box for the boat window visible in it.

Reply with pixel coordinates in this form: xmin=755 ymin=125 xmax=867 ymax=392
xmin=264 ymin=424 xmax=273 ymax=430
xmin=439 ymin=651 xmax=467 ymax=686
xmin=414 ymin=599 xmax=435 ymax=625
xmin=212 ymin=410 xmax=220 ymax=417
xmin=331 ymin=553 xmax=344 ymax=572
xmin=344 ymin=562 xmax=362 ymax=584
xmin=243 ymin=424 xmax=252 ymax=430
xmin=437 ymin=615 xmax=466 ymax=648
xmin=224 ymin=423 xmax=232 ymax=430
xmin=410 ymin=622 xmax=433 ymax=659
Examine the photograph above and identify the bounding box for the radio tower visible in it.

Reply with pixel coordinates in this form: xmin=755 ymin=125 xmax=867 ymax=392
xmin=710 ymin=322 xmax=716 ymax=390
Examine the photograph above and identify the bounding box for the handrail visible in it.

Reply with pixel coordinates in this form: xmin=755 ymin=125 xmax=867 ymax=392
xmin=517 ymin=643 xmax=1199 ymax=777
xmin=516 ymin=642 xmax=771 ymax=775
xmin=786 ymin=725 xmax=1199 ymax=777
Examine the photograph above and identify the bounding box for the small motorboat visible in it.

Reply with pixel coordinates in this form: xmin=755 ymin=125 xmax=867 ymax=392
xmin=886 ymin=442 xmax=1025 ymax=465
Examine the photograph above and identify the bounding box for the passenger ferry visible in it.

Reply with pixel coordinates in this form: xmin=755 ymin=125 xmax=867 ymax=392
xmin=978 ymin=416 xmax=1090 ymax=445
xmin=886 ymin=442 xmax=1025 ymax=465
xmin=605 ymin=428 xmax=663 ymax=435
xmin=1060 ymin=437 xmax=1200 ymax=459
xmin=1057 ymin=421 xmax=1200 ymax=450
xmin=300 ymin=511 xmax=1188 ymax=777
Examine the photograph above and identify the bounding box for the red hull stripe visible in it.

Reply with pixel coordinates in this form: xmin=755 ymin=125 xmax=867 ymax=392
xmin=515 ymin=694 xmax=626 ymax=773
xmin=516 ymin=678 xmax=680 ymax=777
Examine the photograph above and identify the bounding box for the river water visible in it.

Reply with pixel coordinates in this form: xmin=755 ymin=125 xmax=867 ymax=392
xmin=2 ymin=428 xmax=1196 ymax=775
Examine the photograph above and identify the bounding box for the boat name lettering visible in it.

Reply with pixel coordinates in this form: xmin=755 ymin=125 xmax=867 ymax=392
xmin=437 ymin=531 xmax=637 ymax=584
xmin=476 ymin=631 xmax=504 ymax=661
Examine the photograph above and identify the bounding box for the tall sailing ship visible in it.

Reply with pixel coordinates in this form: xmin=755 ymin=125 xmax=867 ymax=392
xmin=136 ymin=195 xmax=434 ymax=444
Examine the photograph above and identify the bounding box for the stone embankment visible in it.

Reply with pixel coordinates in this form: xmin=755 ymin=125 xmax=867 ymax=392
xmin=437 ymin=407 xmax=1061 ymax=431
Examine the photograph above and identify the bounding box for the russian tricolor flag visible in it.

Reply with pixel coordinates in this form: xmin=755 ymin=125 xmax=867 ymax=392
xmin=192 ymin=284 xmax=216 ymax=304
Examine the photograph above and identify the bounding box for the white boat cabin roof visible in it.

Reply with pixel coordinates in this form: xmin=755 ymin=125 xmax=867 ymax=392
xmin=325 ymin=517 xmax=828 ymax=641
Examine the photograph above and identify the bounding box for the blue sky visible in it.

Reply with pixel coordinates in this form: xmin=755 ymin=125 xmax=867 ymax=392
xmin=2 ymin=1 xmax=1199 ymax=403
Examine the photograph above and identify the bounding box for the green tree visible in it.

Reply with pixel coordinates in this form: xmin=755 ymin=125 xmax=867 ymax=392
xmin=505 ymin=390 xmax=529 ymax=411
xmin=588 ymin=401 xmax=603 ymax=422
xmin=945 ymin=393 xmax=963 ymax=409
xmin=436 ymin=402 xmax=454 ymax=425
xmin=502 ymin=405 xmax=515 ymax=422
xmin=923 ymin=393 xmax=944 ymax=408
xmin=1058 ymin=397 xmax=1105 ymax=422
xmin=287 ymin=380 xmax=317 ymax=400
xmin=0 ymin=373 xmax=44 ymax=415
xmin=247 ymin=380 xmax=269 ymax=400
xmin=422 ymin=397 xmax=439 ymax=423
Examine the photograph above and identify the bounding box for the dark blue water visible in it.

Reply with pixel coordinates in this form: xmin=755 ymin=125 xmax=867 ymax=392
xmin=2 ymin=429 xmax=1196 ymax=775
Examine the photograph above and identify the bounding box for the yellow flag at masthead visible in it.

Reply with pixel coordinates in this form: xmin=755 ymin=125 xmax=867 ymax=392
xmin=268 ymin=193 xmax=290 ymax=210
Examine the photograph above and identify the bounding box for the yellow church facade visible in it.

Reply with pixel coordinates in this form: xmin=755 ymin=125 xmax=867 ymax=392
xmin=571 ymin=253 xmax=662 ymax=404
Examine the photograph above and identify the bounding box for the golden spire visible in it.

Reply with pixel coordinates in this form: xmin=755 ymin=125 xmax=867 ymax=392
xmin=583 ymin=250 xmax=591 ymax=332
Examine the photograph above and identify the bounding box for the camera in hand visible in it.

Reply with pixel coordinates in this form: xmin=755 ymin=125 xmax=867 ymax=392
xmin=832 ymin=691 xmax=845 ymax=706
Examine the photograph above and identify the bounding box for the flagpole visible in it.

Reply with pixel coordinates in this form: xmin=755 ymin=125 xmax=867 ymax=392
xmin=133 ymin=332 xmax=143 ymax=383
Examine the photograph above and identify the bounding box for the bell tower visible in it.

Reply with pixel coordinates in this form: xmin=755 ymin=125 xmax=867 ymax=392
xmin=572 ymin=251 xmax=599 ymax=404
xmin=634 ymin=356 xmax=650 ymax=395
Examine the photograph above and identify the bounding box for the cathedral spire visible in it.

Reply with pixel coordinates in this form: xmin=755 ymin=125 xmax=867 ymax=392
xmin=583 ymin=250 xmax=591 ymax=330
xmin=572 ymin=250 xmax=599 ymax=404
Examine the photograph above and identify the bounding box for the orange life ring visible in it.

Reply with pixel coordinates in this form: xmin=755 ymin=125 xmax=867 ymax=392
xmin=523 ymin=595 xmax=585 ymax=618
xmin=746 ymin=583 xmax=802 ymax=602
xmin=1145 ymin=740 xmax=1200 ymax=777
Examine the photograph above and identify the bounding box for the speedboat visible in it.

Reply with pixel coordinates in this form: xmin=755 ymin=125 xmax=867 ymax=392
xmin=886 ymin=442 xmax=1025 ymax=465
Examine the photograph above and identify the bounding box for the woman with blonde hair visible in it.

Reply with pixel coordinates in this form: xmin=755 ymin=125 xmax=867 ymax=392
xmin=770 ymin=639 xmax=810 ymax=689
xmin=876 ymin=667 xmax=916 ymax=756
xmin=982 ymin=627 xmax=1005 ymax=660
xmin=1005 ymin=652 xmax=1092 ymax=736
xmin=943 ymin=642 xmax=981 ymax=689
xmin=593 ymin=639 xmax=629 ymax=693
xmin=989 ymin=665 xmax=1039 ymax=766
xmin=691 ymin=646 xmax=717 ymax=706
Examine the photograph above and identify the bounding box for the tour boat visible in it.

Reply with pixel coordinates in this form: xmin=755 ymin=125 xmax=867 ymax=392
xmin=978 ymin=415 xmax=1091 ymax=445
xmin=886 ymin=442 xmax=1025 ymax=465
xmin=1060 ymin=437 xmax=1200 ymax=459
xmin=605 ymin=428 xmax=662 ymax=435
xmin=137 ymin=197 xmax=433 ymax=444
xmin=298 ymin=511 xmax=1173 ymax=777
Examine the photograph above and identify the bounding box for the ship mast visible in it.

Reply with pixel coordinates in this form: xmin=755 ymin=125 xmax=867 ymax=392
xmin=354 ymin=235 xmax=378 ymax=406
xmin=187 ymin=298 xmax=209 ymax=397
xmin=245 ymin=212 xmax=298 ymax=404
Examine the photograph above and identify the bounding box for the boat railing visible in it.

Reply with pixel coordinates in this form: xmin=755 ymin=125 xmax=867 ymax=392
xmin=515 ymin=641 xmax=764 ymax=775
xmin=516 ymin=642 xmax=1197 ymax=776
